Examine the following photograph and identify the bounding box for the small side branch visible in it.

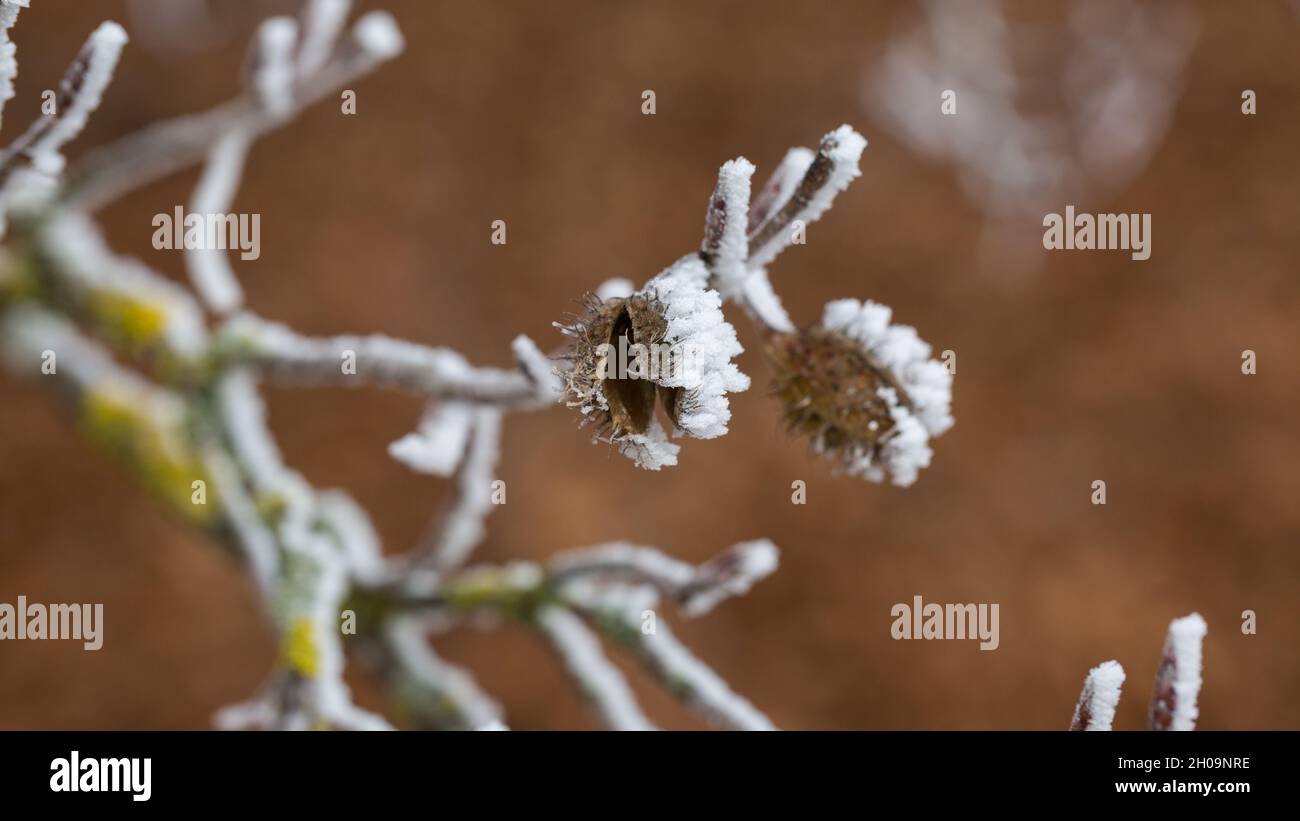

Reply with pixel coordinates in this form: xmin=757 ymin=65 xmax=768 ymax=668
xmin=1148 ymin=613 xmax=1207 ymax=731
xmin=536 ymin=605 xmax=655 ymax=731
xmin=0 ymin=21 xmax=128 ymax=188
xmin=418 ymin=407 xmax=502 ymax=571
xmin=217 ymin=313 xmax=555 ymax=407
xmin=65 ymin=9 xmax=403 ymax=211
xmin=700 ymin=157 xmax=755 ymax=300
xmin=377 ymin=615 xmax=505 ymax=730
xmin=563 ymin=583 xmax=775 ymax=730
xmin=746 ymin=125 xmax=866 ymax=270
xmin=550 ymin=539 xmax=779 ymax=617
xmin=1069 ymin=660 xmax=1125 ymax=731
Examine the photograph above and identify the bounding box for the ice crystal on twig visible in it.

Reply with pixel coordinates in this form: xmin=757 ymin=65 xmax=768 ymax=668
xmin=379 ymin=614 xmax=505 ymax=731
xmin=1067 ymin=613 xmax=1207 ymax=731
xmin=0 ymin=16 xmax=127 ymax=230
xmin=0 ymin=0 xmax=29 ymax=130
xmin=746 ymin=125 xmax=866 ymax=271
xmin=1069 ymin=660 xmax=1125 ymax=731
xmin=537 ymin=606 xmax=656 ymax=731
xmin=296 ymin=0 xmax=350 ymax=77
xmin=558 ymin=578 xmax=775 ymax=730
xmin=551 ymin=539 xmax=779 ymax=617
xmin=411 ymin=405 xmax=502 ymax=571
xmin=1149 ymin=612 xmax=1207 ymax=731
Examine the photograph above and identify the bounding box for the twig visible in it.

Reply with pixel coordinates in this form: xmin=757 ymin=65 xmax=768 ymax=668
xmin=64 ymin=10 xmax=403 ymax=211
xmin=217 ymin=312 xmax=554 ymax=407
xmin=536 ymin=605 xmax=656 ymax=731
xmin=549 ymin=539 xmax=779 ymax=617
xmin=563 ymin=581 xmax=775 ymax=730
xmin=1069 ymin=660 xmax=1125 ymax=731
xmin=1149 ymin=613 xmax=1207 ymax=731
xmin=410 ymin=406 xmax=503 ymax=571
xmin=377 ymin=614 xmax=505 ymax=730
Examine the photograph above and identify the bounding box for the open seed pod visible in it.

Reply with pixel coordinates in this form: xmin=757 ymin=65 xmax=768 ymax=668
xmin=556 ymin=255 xmax=749 ymax=469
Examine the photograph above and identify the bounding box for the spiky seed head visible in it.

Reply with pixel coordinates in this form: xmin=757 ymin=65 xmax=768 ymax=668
xmin=764 ymin=326 xmax=909 ymax=459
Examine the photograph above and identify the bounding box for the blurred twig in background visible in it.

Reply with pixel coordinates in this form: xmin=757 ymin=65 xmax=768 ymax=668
xmin=863 ymin=0 xmax=1198 ymax=277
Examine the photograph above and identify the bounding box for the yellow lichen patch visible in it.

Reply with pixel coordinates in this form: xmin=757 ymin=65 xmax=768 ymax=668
xmin=255 ymin=490 xmax=290 ymax=525
xmin=282 ymin=616 xmax=321 ymax=678
xmin=441 ymin=568 xmax=548 ymax=620
xmin=0 ymin=252 xmax=39 ymax=305
xmin=151 ymin=456 xmax=218 ymax=526
xmin=87 ymin=290 xmax=168 ymax=354
xmin=79 ymin=387 xmax=219 ymax=526
xmin=82 ymin=389 xmax=136 ymax=446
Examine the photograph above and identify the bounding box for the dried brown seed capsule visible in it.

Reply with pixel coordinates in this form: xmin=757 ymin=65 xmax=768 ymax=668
xmin=556 ymin=256 xmax=751 ymax=469
xmin=763 ymin=326 xmax=913 ymax=465
xmin=557 ymin=293 xmax=668 ymax=439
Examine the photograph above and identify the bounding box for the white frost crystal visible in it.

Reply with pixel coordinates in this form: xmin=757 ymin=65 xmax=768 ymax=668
xmin=1072 ymin=660 xmax=1126 ymax=731
xmin=29 ymin=22 xmax=128 ymax=172
xmin=353 ymin=10 xmax=404 ymax=59
xmin=0 ymin=1 xmax=30 ymax=124
xmin=388 ymin=402 xmax=475 ymax=477
xmin=617 ymin=416 xmax=680 ymax=471
xmin=642 ymin=255 xmax=750 ymax=440
xmin=747 ymin=125 xmax=867 ymax=269
xmin=819 ymin=298 xmax=953 ymax=486
xmin=1159 ymin=612 xmax=1207 ymax=731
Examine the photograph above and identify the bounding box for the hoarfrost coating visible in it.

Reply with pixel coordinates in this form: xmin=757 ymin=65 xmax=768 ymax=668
xmin=1070 ymin=660 xmax=1126 ymax=731
xmin=1152 ymin=613 xmax=1207 ymax=732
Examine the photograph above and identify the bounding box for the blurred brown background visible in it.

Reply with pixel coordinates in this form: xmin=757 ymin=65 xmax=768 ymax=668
xmin=1 ymin=0 xmax=1298 ymax=729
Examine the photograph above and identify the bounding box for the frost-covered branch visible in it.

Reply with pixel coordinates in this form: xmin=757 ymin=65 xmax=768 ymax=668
xmin=536 ymin=605 xmax=656 ymax=731
xmin=184 ymin=129 xmax=251 ymax=314
xmin=199 ymin=440 xmax=279 ymax=595
xmin=217 ymin=312 xmax=558 ymax=407
xmin=700 ymin=157 xmax=754 ymax=302
xmin=30 ymin=209 xmax=210 ymax=362
xmin=368 ymin=539 xmax=781 ymax=729
xmin=0 ymin=304 xmax=214 ymax=525
xmin=562 ymin=581 xmax=775 ymax=731
xmin=0 ymin=0 xmax=28 ymax=131
xmin=1069 ymin=660 xmax=1125 ymax=731
xmin=404 ymin=406 xmax=503 ymax=571
xmin=550 ymin=539 xmax=779 ymax=617
xmin=745 ymin=125 xmax=866 ymax=271
xmin=65 ymin=3 xmax=403 ymax=212
xmin=375 ymin=615 xmax=505 ymax=731
xmin=1067 ymin=613 xmax=1207 ymax=731
xmin=0 ymin=19 xmax=127 ymax=195
xmin=296 ymin=0 xmax=351 ymax=78
xmin=1149 ymin=613 xmax=1207 ymax=731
